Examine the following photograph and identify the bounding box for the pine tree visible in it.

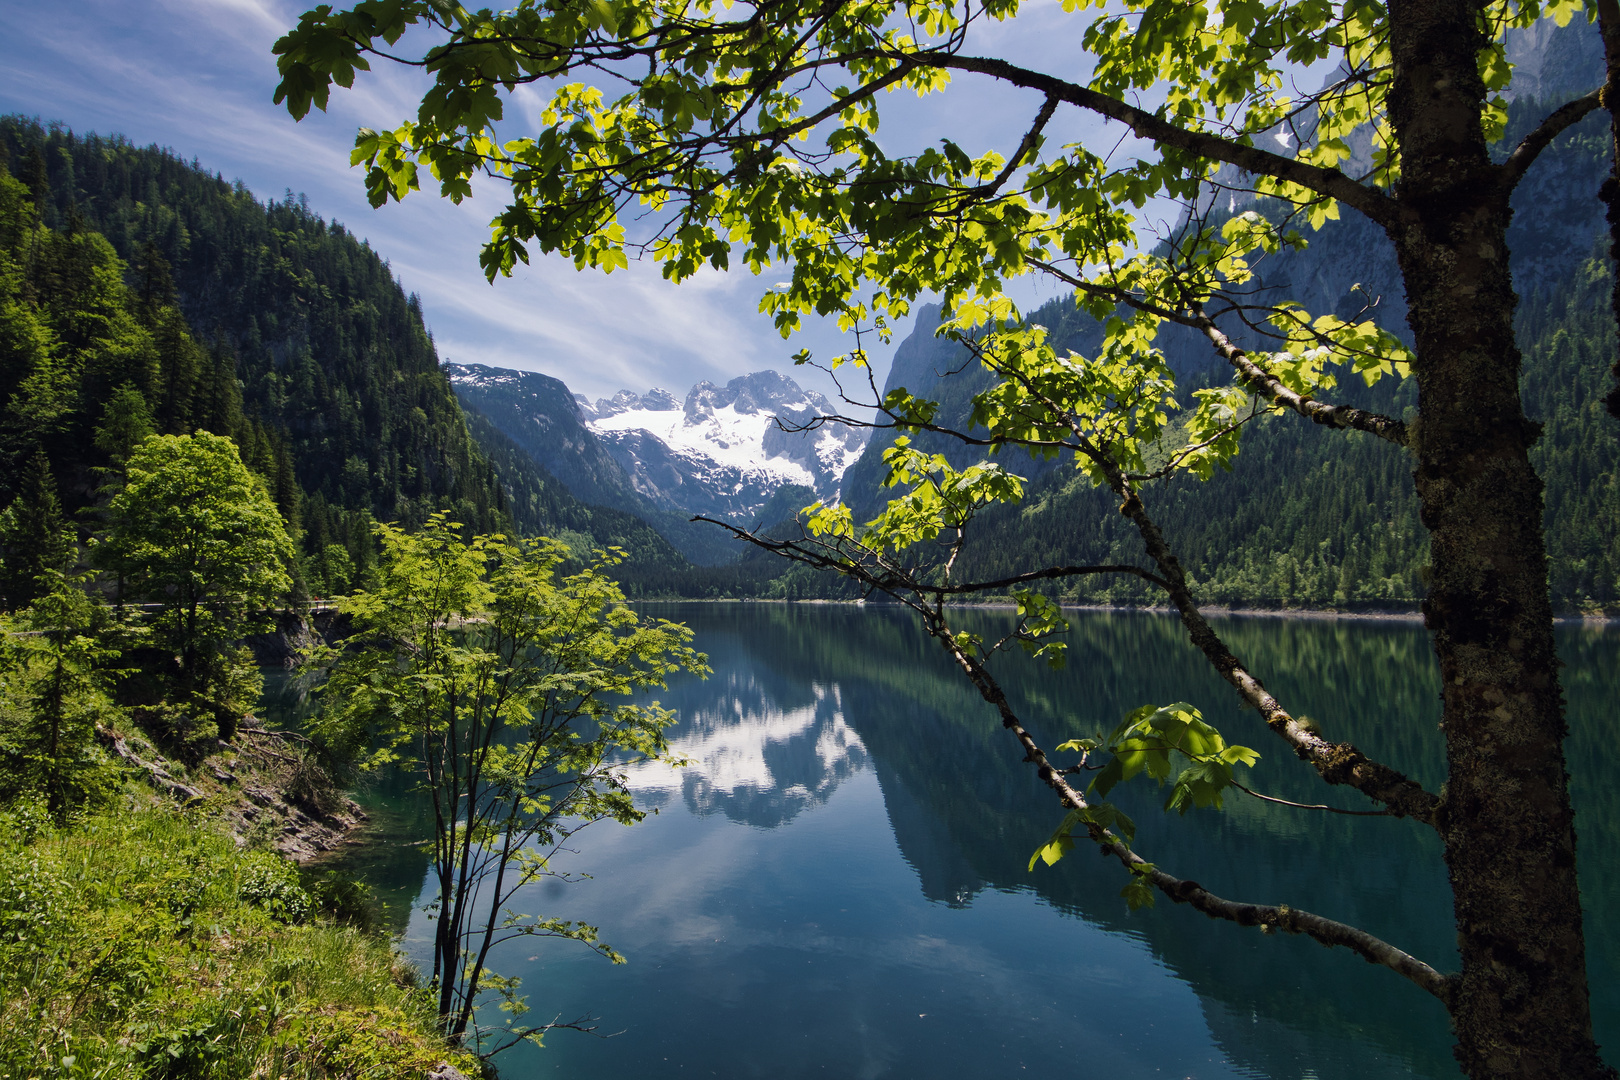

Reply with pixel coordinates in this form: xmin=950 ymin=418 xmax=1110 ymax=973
xmin=0 ymin=451 xmax=76 ymax=610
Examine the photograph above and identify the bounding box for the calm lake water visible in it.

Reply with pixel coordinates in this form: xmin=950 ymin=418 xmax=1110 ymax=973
xmin=269 ymin=604 xmax=1620 ymax=1079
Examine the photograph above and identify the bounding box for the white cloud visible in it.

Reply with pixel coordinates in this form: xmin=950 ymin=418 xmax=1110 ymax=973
xmin=1 ymin=0 xmax=1152 ymax=401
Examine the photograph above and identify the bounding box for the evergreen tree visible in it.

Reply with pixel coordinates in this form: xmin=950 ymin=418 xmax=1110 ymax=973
xmin=0 ymin=574 xmax=121 ymax=815
xmin=0 ymin=451 xmax=75 ymax=610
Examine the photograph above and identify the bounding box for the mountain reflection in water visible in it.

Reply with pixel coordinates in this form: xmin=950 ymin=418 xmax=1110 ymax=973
xmin=627 ymin=676 xmax=868 ymax=828
xmin=297 ymin=603 xmax=1619 ymax=1080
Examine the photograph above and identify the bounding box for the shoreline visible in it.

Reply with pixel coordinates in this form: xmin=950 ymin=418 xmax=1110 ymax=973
xmin=630 ymin=596 xmax=1620 ymax=624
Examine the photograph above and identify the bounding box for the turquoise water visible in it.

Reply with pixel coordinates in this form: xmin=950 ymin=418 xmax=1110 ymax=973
xmin=285 ymin=604 xmax=1620 ymax=1079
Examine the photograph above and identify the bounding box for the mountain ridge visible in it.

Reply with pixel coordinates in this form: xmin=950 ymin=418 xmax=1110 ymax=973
xmin=446 ymin=363 xmax=865 ymax=565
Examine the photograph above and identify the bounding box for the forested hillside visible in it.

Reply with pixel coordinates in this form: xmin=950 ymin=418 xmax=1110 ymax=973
xmin=0 ymin=116 xmax=686 ymax=591
xmin=835 ymin=99 xmax=1620 ymax=612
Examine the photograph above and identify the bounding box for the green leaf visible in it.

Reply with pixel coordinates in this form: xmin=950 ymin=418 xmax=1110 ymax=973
xmin=1028 ymin=809 xmax=1081 ymax=871
xmin=1026 ymin=801 xmax=1136 ymax=872
xmin=1121 ymin=864 xmax=1157 ymax=910
xmin=1090 ymin=702 xmax=1258 ymax=815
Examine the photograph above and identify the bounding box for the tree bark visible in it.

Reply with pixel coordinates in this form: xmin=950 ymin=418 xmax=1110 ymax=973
xmin=1385 ymin=0 xmax=1611 ymax=1074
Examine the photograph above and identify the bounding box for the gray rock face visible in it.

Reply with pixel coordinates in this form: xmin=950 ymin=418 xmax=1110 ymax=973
xmin=682 ymin=370 xmax=806 ymax=419
xmin=584 ymin=385 xmax=682 ymax=419
xmin=1506 ymin=18 xmax=1605 ymax=104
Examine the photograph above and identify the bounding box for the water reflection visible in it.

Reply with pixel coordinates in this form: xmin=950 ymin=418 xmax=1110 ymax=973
xmin=286 ymin=604 xmax=1618 ymax=1080
xmin=628 ymin=677 xmax=868 ymax=827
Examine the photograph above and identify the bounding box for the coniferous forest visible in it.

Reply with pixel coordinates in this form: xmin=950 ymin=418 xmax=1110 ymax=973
xmin=0 ymin=116 xmax=687 ymax=602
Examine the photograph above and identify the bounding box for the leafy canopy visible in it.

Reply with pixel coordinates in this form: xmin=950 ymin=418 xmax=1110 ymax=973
xmin=101 ymin=431 xmax=294 ymax=645
xmin=267 ymin=0 xmax=1548 ymax=559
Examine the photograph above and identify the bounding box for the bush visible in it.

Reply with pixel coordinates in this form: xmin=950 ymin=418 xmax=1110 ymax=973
xmin=238 ymin=850 xmax=315 ymax=924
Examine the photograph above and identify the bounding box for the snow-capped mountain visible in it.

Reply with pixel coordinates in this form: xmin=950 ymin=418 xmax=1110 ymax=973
xmin=577 ymin=370 xmax=866 ymax=522
xmin=444 ymin=363 xmax=867 ymax=563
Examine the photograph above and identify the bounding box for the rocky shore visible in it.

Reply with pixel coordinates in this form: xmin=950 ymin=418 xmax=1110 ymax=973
xmin=98 ymin=710 xmax=368 ymax=863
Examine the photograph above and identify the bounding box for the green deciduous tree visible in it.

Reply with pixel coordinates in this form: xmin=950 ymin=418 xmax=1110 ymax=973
xmin=100 ymin=431 xmax=294 ymax=743
xmin=275 ymin=1 xmax=1618 ymax=1075
xmin=313 ymin=514 xmax=705 ymax=1052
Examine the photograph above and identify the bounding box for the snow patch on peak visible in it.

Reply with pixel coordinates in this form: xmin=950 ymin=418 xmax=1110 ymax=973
xmin=584 ymin=386 xmax=683 ymax=420
xmin=595 ymin=402 xmax=809 ymax=480
xmin=584 ymin=370 xmax=866 ymax=522
xmin=445 ymin=363 xmax=522 ymax=391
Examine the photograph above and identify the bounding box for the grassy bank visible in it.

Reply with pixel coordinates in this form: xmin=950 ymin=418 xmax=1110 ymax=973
xmin=0 ymin=803 xmax=478 ymax=1079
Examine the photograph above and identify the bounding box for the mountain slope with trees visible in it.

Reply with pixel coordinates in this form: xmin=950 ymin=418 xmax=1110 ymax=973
xmin=0 ymin=115 xmax=687 ymax=590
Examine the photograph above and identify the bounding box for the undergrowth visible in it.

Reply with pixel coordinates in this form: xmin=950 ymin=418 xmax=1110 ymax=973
xmin=0 ymin=802 xmax=479 ymax=1079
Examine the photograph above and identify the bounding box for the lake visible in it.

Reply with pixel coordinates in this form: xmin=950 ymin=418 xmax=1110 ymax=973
xmin=275 ymin=604 xmax=1620 ymax=1079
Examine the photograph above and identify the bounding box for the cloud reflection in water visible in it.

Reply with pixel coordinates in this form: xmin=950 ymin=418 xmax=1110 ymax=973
xmin=625 ymin=679 xmax=868 ymax=828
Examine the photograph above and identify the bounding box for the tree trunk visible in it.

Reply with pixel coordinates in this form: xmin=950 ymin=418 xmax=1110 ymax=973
xmin=1386 ymin=0 xmax=1611 ymax=1075
xmin=1597 ymin=0 xmax=1620 ymax=418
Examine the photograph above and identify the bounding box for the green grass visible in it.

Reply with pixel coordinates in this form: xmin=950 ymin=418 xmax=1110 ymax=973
xmin=0 ymin=803 xmax=479 ymax=1079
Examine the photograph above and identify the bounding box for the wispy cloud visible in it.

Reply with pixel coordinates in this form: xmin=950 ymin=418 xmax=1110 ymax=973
xmin=9 ymin=1 xmax=1129 ymax=399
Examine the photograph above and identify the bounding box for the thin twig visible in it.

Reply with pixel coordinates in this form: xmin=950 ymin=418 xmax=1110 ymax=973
xmin=1231 ymin=779 xmax=1394 ymax=816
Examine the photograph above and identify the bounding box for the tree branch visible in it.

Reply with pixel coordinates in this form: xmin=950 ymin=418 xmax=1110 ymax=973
xmin=770 ymin=316 xmax=1435 ymax=824
xmin=692 ymin=517 xmax=1170 ymax=595
xmin=923 ymin=53 xmax=1401 ymax=228
xmin=952 ymin=352 xmax=1440 ymax=824
xmin=961 ymin=93 xmax=1059 ymax=204
xmin=1230 ymin=779 xmax=1395 ymax=815
xmin=693 ymin=512 xmax=1449 ymax=997
xmin=1105 ymin=475 xmax=1440 ymax=824
xmin=1025 ymin=258 xmax=1409 ymax=445
xmin=929 ymin=609 xmax=1456 ymax=1007
xmin=1190 ymin=302 xmax=1410 ymax=445
xmin=1499 ymin=87 xmax=1605 ymax=192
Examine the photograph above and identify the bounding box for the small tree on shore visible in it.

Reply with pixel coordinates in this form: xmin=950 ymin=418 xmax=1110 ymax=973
xmin=313 ymin=514 xmax=706 ymax=1052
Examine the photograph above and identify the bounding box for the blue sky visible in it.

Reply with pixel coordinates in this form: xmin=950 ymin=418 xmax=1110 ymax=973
xmin=0 ymin=0 xmax=1125 ymax=402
